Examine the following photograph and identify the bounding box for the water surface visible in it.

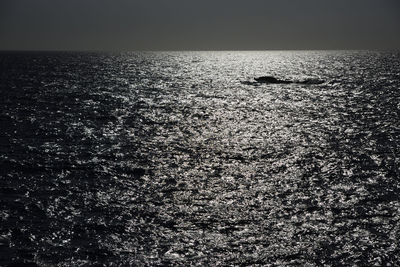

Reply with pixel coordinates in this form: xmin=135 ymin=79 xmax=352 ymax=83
xmin=0 ymin=51 xmax=399 ymax=265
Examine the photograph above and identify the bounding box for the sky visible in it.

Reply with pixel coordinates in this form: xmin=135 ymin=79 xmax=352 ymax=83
xmin=0 ymin=0 xmax=399 ymax=51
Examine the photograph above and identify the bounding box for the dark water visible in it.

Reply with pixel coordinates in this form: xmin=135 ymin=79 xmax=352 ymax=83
xmin=0 ymin=51 xmax=399 ymax=266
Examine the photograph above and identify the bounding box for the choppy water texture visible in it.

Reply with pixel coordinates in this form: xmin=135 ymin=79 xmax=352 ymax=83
xmin=1 ymin=51 xmax=400 ymax=266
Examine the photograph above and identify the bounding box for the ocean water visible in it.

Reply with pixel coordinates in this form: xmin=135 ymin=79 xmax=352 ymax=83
xmin=0 ymin=51 xmax=399 ymax=266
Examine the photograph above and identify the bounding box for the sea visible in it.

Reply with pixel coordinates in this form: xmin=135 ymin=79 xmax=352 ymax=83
xmin=0 ymin=51 xmax=399 ymax=266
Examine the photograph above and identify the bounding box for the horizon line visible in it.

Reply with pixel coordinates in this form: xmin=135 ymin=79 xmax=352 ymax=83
xmin=1 ymin=48 xmax=399 ymax=53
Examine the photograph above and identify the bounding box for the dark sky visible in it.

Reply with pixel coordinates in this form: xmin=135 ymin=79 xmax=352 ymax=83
xmin=0 ymin=0 xmax=399 ymax=50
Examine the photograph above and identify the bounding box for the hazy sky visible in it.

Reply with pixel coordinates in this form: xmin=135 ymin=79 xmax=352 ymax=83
xmin=0 ymin=0 xmax=399 ymax=50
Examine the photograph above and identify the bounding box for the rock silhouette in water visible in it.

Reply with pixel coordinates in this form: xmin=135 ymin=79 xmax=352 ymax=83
xmin=254 ymin=76 xmax=292 ymax=84
xmin=252 ymin=76 xmax=325 ymax=85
